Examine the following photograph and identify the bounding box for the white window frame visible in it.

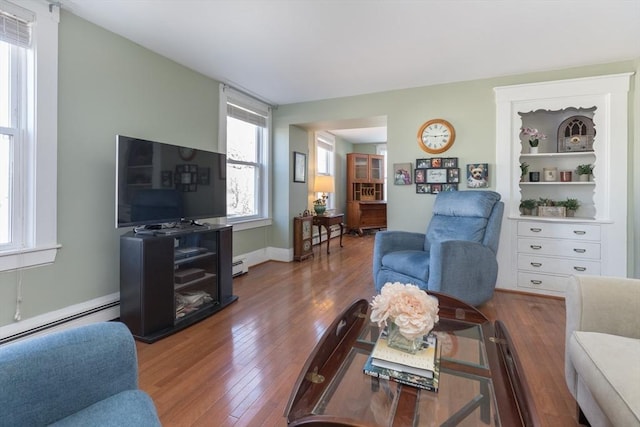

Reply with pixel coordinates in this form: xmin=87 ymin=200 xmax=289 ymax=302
xmin=218 ymin=84 xmax=271 ymax=231
xmin=315 ymin=131 xmax=335 ymax=209
xmin=377 ymin=144 xmax=387 ymax=201
xmin=0 ymin=0 xmax=59 ymax=272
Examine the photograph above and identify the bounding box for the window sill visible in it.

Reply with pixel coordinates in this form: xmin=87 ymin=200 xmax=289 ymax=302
xmin=0 ymin=244 xmax=61 ymax=272
xmin=229 ymin=218 xmax=272 ymax=231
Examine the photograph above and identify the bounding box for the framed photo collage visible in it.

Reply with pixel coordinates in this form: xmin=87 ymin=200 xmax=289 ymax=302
xmin=414 ymin=157 xmax=459 ymax=194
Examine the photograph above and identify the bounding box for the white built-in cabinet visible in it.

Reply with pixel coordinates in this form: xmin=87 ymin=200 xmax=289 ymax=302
xmin=495 ymin=73 xmax=632 ymax=297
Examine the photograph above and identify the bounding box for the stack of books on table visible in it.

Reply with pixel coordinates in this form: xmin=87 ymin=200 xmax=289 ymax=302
xmin=363 ymin=327 xmax=441 ymax=392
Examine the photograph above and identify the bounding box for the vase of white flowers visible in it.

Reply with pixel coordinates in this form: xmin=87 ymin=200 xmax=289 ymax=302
xmin=370 ymin=282 xmax=439 ymax=354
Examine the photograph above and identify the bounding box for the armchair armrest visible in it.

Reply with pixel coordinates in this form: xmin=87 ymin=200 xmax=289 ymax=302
xmin=373 ymin=230 xmax=426 ymax=279
xmin=427 ymin=240 xmax=498 ymax=306
xmin=0 ymin=322 xmax=142 ymax=425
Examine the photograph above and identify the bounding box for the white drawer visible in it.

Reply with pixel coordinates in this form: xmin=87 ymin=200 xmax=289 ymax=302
xmin=518 ymin=254 xmax=601 ymax=276
xmin=517 ymin=272 xmax=568 ymax=293
xmin=517 ymin=221 xmax=601 ymax=241
xmin=517 ymin=238 xmax=601 ymax=260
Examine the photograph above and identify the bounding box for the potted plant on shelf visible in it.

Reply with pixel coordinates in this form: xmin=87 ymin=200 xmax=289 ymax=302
xmin=576 ymin=164 xmax=593 ymax=182
xmin=558 ymin=198 xmax=581 ymax=217
xmin=520 ymin=162 xmax=529 ymax=182
xmin=519 ymin=199 xmax=537 ymax=216
xmin=521 ymin=127 xmax=547 ymax=154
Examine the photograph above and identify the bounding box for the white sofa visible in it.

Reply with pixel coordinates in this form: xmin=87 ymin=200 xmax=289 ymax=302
xmin=565 ymin=275 xmax=640 ymax=426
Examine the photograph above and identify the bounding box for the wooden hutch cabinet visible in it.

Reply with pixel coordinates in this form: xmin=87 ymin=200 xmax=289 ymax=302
xmin=346 ymin=153 xmax=386 ymax=235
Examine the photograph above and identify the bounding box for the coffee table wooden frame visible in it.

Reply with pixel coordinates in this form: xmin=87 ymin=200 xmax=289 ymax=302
xmin=284 ymin=292 xmax=539 ymax=426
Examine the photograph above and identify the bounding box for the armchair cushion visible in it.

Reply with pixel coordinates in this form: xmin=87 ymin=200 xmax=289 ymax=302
xmin=380 ymin=250 xmax=430 ymax=282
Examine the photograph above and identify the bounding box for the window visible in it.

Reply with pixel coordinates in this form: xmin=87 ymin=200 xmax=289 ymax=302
xmin=315 ymin=131 xmax=335 ymax=208
xmin=0 ymin=0 xmax=59 ymax=271
xmin=219 ymin=85 xmax=271 ymax=229
xmin=377 ymin=144 xmax=387 ymax=200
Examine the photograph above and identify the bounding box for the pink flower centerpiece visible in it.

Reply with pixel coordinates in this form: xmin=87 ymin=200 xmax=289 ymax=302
xmin=370 ymin=282 xmax=439 ymax=353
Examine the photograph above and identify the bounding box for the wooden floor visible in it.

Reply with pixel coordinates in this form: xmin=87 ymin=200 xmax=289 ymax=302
xmin=136 ymin=233 xmax=579 ymax=426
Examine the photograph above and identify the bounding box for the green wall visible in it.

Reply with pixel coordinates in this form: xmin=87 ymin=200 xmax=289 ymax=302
xmin=0 ymin=10 xmax=637 ymax=329
xmin=0 ymin=11 xmax=223 ymax=327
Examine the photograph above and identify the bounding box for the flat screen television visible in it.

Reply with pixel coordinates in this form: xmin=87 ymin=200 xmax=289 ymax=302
xmin=115 ymin=135 xmax=226 ymax=228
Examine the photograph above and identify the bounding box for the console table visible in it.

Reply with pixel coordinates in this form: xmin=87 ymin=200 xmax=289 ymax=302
xmin=284 ymin=293 xmax=539 ymax=426
xmin=313 ymin=213 xmax=344 ymax=255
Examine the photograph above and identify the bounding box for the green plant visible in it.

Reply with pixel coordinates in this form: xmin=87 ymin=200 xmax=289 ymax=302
xmin=559 ymin=198 xmax=581 ymax=211
xmin=519 ymin=199 xmax=537 ymax=210
xmin=520 ymin=162 xmax=529 ymax=177
xmin=576 ymin=164 xmax=593 ymax=175
xmin=537 ymin=197 xmax=555 ymax=207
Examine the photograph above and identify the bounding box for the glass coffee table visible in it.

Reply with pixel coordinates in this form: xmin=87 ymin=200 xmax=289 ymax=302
xmin=284 ymin=293 xmax=539 ymax=426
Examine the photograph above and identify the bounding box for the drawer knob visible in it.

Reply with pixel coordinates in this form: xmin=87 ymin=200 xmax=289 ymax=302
xmin=530 ymin=262 xmax=542 ymax=267
xmin=531 ymin=280 xmax=542 ymax=285
xmin=573 ymin=248 xmax=586 ymax=253
xmin=573 ymin=230 xmax=586 ymax=235
xmin=530 ymin=245 xmax=542 ymax=250
xmin=530 ymin=228 xmax=542 ymax=233
xmin=573 ymin=266 xmax=587 ymax=272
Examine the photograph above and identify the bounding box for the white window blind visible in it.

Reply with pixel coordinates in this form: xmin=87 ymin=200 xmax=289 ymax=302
xmin=0 ymin=1 xmax=33 ymax=48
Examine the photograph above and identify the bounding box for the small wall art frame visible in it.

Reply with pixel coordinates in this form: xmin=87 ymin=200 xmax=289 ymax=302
xmin=293 ymin=151 xmax=306 ymax=183
xmin=466 ymin=163 xmax=489 ymax=188
xmin=393 ymin=163 xmax=412 ymax=185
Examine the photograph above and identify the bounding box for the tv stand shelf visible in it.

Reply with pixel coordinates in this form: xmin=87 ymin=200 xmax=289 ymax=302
xmin=120 ymin=224 xmax=237 ymax=343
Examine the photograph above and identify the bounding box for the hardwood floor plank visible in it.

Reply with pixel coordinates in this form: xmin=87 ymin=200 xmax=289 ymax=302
xmin=136 ymin=233 xmax=578 ymax=426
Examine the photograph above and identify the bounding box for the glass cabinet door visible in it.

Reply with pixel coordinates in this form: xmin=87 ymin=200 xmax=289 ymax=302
xmin=370 ymin=155 xmax=384 ymax=182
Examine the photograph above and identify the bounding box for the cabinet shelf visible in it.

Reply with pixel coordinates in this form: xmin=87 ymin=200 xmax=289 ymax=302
xmin=174 ymin=272 xmax=216 ymax=291
xmin=519 ymin=182 xmax=594 ymax=186
xmin=519 ymin=151 xmax=594 ymax=158
xmin=174 ymin=252 xmax=215 ymax=266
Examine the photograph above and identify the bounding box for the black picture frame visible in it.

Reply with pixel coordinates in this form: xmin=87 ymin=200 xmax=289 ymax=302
xmin=161 ymin=170 xmax=173 ymax=187
xmin=416 ymin=158 xmax=431 ymax=169
xmin=293 ymin=151 xmax=306 ymax=183
xmin=197 ymin=167 xmax=210 ymax=185
xmin=443 ymin=158 xmax=458 ymax=168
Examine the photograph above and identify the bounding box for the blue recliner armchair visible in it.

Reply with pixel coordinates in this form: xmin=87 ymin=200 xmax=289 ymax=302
xmin=373 ymin=191 xmax=504 ymax=306
xmin=0 ymin=322 xmax=161 ymax=426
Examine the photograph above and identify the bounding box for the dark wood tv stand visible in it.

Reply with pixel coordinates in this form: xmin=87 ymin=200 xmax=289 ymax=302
xmin=119 ymin=224 xmax=237 ymax=343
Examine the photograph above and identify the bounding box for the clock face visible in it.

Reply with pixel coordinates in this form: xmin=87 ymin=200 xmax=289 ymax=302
xmin=418 ymin=119 xmax=455 ymax=154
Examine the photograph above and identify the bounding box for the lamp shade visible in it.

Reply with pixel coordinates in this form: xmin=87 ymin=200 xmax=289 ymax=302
xmin=314 ymin=175 xmax=335 ymax=193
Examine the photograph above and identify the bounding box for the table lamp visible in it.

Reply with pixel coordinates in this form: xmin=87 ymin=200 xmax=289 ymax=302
xmin=313 ymin=175 xmax=335 ymax=215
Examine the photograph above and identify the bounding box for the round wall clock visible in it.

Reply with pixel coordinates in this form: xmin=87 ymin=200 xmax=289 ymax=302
xmin=179 ymin=147 xmax=196 ymax=161
xmin=417 ymin=119 xmax=456 ymax=154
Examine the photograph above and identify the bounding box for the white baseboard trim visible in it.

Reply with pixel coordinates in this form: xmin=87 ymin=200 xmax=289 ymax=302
xmin=0 ymin=292 xmax=120 ymax=345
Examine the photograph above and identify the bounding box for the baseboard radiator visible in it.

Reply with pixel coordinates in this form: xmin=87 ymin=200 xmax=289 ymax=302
xmin=0 ymin=294 xmax=120 ymax=345
xmin=232 ymin=257 xmax=249 ymax=277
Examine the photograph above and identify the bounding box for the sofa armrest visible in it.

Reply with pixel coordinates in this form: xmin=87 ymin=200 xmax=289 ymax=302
xmin=0 ymin=322 xmax=141 ymax=426
xmin=564 ymin=275 xmax=640 ymax=400
xmin=428 ymin=240 xmax=498 ymax=306
xmin=566 ymin=275 xmax=640 ymax=340
xmin=372 ymin=230 xmax=426 ymax=280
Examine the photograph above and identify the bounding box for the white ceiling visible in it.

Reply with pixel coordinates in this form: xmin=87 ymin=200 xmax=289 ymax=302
xmin=62 ymin=0 xmax=640 ymax=143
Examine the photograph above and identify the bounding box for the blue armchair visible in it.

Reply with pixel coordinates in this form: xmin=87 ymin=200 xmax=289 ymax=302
xmin=0 ymin=322 xmax=161 ymax=426
xmin=373 ymin=191 xmax=504 ymax=306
